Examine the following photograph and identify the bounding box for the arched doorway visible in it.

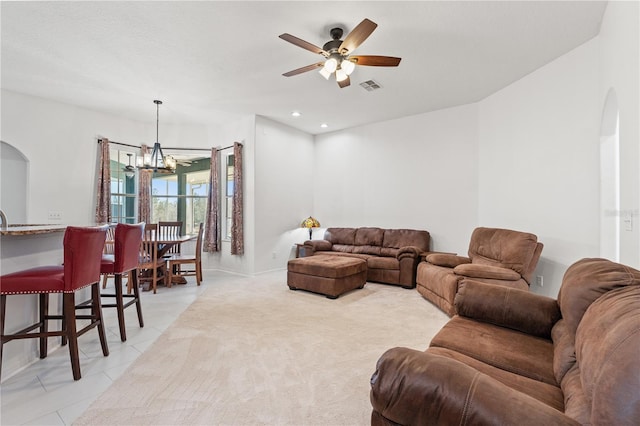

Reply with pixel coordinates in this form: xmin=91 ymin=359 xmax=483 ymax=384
xmin=599 ymin=89 xmax=620 ymax=261
xmin=0 ymin=140 xmax=29 ymax=223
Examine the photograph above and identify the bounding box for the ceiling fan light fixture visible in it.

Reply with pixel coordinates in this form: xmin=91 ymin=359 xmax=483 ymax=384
xmin=319 ymin=67 xmax=332 ymax=80
xmin=341 ymin=59 xmax=355 ymax=75
xmin=335 ymin=68 xmax=348 ymax=82
xmin=323 ymin=57 xmax=338 ymax=73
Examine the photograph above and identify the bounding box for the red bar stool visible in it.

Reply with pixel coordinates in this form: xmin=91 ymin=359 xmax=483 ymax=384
xmin=97 ymin=222 xmax=144 ymax=342
xmin=0 ymin=226 xmax=109 ymax=381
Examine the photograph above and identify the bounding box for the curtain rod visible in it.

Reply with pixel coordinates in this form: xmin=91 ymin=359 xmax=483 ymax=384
xmin=98 ymin=139 xmax=234 ymax=151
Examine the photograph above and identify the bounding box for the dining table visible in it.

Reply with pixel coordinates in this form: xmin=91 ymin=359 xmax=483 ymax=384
xmin=106 ymin=230 xmax=198 ymax=290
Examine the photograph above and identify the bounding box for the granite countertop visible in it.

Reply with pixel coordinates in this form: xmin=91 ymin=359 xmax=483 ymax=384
xmin=0 ymin=224 xmax=68 ymax=236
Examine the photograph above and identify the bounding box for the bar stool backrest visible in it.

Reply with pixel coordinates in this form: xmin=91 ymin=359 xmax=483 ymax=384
xmin=114 ymin=223 xmax=145 ymax=274
xmin=63 ymin=226 xmax=108 ymax=292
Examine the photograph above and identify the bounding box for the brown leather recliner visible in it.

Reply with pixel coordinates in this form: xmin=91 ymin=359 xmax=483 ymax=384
xmin=416 ymin=227 xmax=543 ymax=316
xmin=370 ymin=258 xmax=640 ymax=425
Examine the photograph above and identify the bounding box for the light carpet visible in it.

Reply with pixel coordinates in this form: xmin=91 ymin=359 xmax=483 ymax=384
xmin=75 ymin=271 xmax=449 ymax=425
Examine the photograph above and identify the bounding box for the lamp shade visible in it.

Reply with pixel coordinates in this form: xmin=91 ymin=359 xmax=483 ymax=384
xmin=301 ymin=216 xmax=320 ymax=229
xmin=301 ymin=216 xmax=320 ymax=241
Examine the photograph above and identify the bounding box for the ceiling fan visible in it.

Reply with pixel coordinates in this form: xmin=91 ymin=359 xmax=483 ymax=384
xmin=279 ymin=18 xmax=401 ymax=88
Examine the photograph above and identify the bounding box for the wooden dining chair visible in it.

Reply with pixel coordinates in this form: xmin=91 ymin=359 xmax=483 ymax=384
xmin=157 ymin=221 xmax=183 ymax=255
xmin=166 ymin=223 xmax=204 ymax=286
xmin=138 ymin=223 xmax=167 ymax=294
xmin=0 ymin=226 xmax=109 ymax=381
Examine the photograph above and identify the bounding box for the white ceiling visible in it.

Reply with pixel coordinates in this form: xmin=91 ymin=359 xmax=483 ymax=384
xmin=1 ymin=1 xmax=607 ymax=135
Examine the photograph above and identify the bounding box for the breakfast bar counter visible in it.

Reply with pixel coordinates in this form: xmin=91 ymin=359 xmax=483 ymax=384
xmin=0 ymin=224 xmax=68 ymax=236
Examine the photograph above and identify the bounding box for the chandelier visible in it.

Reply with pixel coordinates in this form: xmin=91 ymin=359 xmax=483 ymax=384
xmin=137 ymin=100 xmax=176 ymax=174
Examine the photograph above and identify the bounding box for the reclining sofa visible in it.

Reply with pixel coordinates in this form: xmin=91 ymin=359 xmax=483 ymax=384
xmin=370 ymin=258 xmax=640 ymax=425
xmin=303 ymin=227 xmax=430 ymax=288
xmin=417 ymin=227 xmax=543 ymax=316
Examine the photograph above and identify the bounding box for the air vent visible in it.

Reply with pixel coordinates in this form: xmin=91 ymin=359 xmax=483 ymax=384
xmin=360 ymin=80 xmax=382 ymax=91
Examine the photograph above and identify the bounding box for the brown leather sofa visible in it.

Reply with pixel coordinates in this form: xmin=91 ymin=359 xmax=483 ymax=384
xmin=370 ymin=258 xmax=640 ymax=425
xmin=416 ymin=227 xmax=543 ymax=316
xmin=303 ymin=227 xmax=430 ymax=288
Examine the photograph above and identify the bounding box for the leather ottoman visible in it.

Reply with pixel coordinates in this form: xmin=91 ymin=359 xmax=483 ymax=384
xmin=287 ymin=255 xmax=367 ymax=299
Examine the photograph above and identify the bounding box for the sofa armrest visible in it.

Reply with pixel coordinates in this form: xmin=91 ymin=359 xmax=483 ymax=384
xmin=425 ymin=253 xmax=470 ymax=268
xmin=397 ymin=246 xmax=421 ymax=260
xmin=454 ymin=280 xmax=561 ymax=338
xmin=370 ymin=347 xmax=579 ymax=426
xmin=453 ymin=263 xmax=521 ymax=280
xmin=303 ymin=239 xmax=332 ymax=256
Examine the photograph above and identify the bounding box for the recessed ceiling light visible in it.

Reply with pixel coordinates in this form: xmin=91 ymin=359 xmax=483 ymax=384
xmin=320 ymin=123 xmax=328 ymax=128
xmin=291 ymin=111 xmax=301 ymax=117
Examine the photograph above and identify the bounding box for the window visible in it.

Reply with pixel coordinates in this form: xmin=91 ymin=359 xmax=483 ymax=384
xmin=110 ymin=149 xmax=137 ymax=224
xmin=224 ymin=153 xmax=235 ymax=240
xmin=150 ymin=156 xmax=210 ymax=235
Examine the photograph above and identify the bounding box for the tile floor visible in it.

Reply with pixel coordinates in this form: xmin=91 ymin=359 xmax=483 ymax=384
xmin=1 ymin=270 xmax=237 ymax=425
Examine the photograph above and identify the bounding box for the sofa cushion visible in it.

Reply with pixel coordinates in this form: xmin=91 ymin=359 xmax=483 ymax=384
xmin=557 ymin=258 xmax=640 ymax=336
xmin=368 ymin=256 xmax=399 ymax=270
xmin=331 ymin=244 xmax=354 ymax=253
xmin=353 ymin=245 xmax=382 ymax=256
xmin=428 ymin=346 xmax=565 ymax=411
xmin=325 ymin=227 xmax=356 ymax=245
xmin=468 ymin=227 xmax=538 ymax=276
xmin=430 ymin=316 xmax=557 ymax=386
xmin=382 ymin=229 xmax=430 ymax=250
xmin=355 ymin=227 xmax=384 ymax=247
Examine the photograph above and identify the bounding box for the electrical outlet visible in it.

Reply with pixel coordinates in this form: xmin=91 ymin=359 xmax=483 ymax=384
xmin=536 ymin=275 xmax=544 ymax=287
xmin=48 ymin=211 xmax=62 ymax=222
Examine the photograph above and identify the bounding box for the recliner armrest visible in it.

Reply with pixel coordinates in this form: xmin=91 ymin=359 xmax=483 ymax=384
xmin=425 ymin=253 xmax=470 ymax=268
xmin=371 ymin=347 xmax=578 ymax=426
xmin=453 ymin=263 xmax=521 ymax=280
xmin=454 ymin=280 xmax=561 ymax=338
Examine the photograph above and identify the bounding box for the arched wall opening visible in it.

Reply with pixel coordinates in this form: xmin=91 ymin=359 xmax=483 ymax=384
xmin=0 ymin=140 xmax=29 ymax=224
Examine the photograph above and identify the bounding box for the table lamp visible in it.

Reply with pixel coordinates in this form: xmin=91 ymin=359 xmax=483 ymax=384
xmin=301 ymin=216 xmax=320 ymax=240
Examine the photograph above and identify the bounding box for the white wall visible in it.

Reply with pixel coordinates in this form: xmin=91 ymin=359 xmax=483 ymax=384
xmin=200 ymin=114 xmax=256 ymax=275
xmin=477 ymin=39 xmax=601 ymax=297
xmin=200 ymin=115 xmax=315 ymax=275
xmin=599 ymin=0 xmax=640 ymax=268
xmin=0 ymin=90 xmax=208 ymax=226
xmin=254 ymin=116 xmax=315 ymax=272
xmin=314 ymin=104 xmax=479 ymax=254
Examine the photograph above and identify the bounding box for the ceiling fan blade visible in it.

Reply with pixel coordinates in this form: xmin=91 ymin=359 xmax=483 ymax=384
xmin=339 ymin=18 xmax=377 ymax=55
xmin=282 ymin=62 xmax=324 ymax=77
xmin=337 ymin=76 xmax=351 ymax=88
xmin=279 ymin=33 xmax=328 ymax=56
xmin=350 ymin=55 xmax=401 ymax=67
